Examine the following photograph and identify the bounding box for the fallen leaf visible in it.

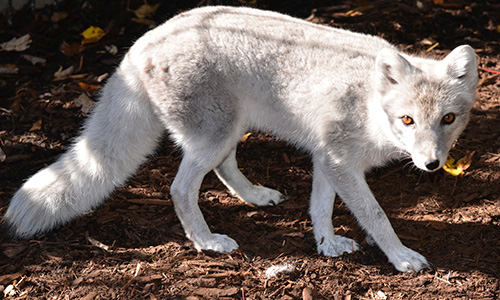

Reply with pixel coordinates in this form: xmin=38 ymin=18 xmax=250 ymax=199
xmin=423 ymin=215 xmax=448 ymax=230
xmin=443 ymin=151 xmax=474 ymax=177
xmin=0 ymin=147 xmax=6 ymax=163
xmin=240 ymin=132 xmax=252 ymax=142
xmin=78 ymin=82 xmax=101 ymax=92
xmin=22 ymin=54 xmax=47 ymax=66
xmin=2 ymin=243 xmax=27 ymax=258
xmin=105 ymin=45 xmax=118 ymax=55
xmin=54 ymin=65 xmax=74 ymax=78
xmin=0 ymin=64 xmax=19 ymax=74
xmin=74 ymin=93 xmax=95 ymax=114
xmin=3 ymin=284 xmax=15 ymax=297
xmin=0 ymin=34 xmax=31 ymax=51
xmin=30 ymin=119 xmax=42 ymax=131
xmin=134 ymin=3 xmax=160 ymax=19
xmin=51 ymin=11 xmax=68 ymax=22
xmin=60 ymin=41 xmax=85 ymax=57
xmin=0 ymin=270 xmax=26 ymax=285
xmin=81 ymin=26 xmax=106 ymax=45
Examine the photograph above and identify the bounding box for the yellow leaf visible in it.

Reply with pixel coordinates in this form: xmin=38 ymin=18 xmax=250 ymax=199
xmin=497 ymin=25 xmax=500 ymax=34
xmin=442 ymin=151 xmax=474 ymax=177
xmin=240 ymin=132 xmax=252 ymax=143
xmin=81 ymin=26 xmax=106 ymax=45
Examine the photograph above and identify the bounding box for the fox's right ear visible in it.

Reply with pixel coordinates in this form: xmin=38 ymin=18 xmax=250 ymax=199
xmin=375 ymin=48 xmax=415 ymax=92
xmin=442 ymin=45 xmax=478 ymax=91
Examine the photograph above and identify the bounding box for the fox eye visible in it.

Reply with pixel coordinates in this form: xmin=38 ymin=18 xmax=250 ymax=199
xmin=401 ymin=115 xmax=415 ymax=126
xmin=442 ymin=113 xmax=455 ymax=125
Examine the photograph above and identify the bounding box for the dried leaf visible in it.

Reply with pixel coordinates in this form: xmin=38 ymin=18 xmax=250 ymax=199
xmin=105 ymin=45 xmax=118 ymax=55
xmin=423 ymin=215 xmax=448 ymax=230
xmin=134 ymin=3 xmax=160 ymax=19
xmin=78 ymin=82 xmax=101 ymax=92
xmin=74 ymin=93 xmax=95 ymax=114
xmin=0 ymin=64 xmax=19 ymax=74
xmin=0 ymin=34 xmax=31 ymax=52
xmin=240 ymin=132 xmax=252 ymax=142
xmin=22 ymin=54 xmax=47 ymax=66
xmin=51 ymin=11 xmax=68 ymax=22
xmin=81 ymin=26 xmax=106 ymax=45
xmin=54 ymin=65 xmax=74 ymax=78
xmin=443 ymin=151 xmax=474 ymax=177
xmin=0 ymin=270 xmax=26 ymax=285
xmin=30 ymin=119 xmax=42 ymax=132
xmin=0 ymin=147 xmax=6 ymax=163
xmin=60 ymin=41 xmax=85 ymax=57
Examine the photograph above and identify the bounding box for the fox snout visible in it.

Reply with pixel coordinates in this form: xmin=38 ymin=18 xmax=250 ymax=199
xmin=411 ymin=149 xmax=447 ymax=172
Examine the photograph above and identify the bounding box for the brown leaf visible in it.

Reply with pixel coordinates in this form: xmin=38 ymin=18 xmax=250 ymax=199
xmin=0 ymin=64 xmax=19 ymax=74
xmin=74 ymin=93 xmax=95 ymax=114
xmin=60 ymin=41 xmax=85 ymax=57
xmin=51 ymin=11 xmax=68 ymax=22
xmin=0 ymin=270 xmax=26 ymax=285
xmin=0 ymin=147 xmax=6 ymax=163
xmin=29 ymin=119 xmax=42 ymax=131
xmin=423 ymin=215 xmax=448 ymax=230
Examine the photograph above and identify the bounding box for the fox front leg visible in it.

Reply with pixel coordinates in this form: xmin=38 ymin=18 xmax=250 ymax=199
xmin=313 ymin=158 xmax=429 ymax=272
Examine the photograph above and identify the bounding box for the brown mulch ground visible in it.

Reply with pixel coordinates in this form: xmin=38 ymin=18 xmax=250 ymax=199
xmin=1 ymin=0 xmax=499 ymax=299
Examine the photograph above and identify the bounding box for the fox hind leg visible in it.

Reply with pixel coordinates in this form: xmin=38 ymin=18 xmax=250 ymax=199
xmin=214 ymin=147 xmax=285 ymax=206
xmin=170 ymin=143 xmax=242 ymax=252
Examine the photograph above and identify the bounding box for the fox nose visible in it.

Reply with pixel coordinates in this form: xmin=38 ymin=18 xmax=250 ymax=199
xmin=425 ymin=159 xmax=440 ymax=171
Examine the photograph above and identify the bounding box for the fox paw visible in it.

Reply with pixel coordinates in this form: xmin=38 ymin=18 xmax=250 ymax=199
xmin=194 ymin=233 xmax=239 ymax=253
xmin=389 ymin=247 xmax=430 ymax=272
xmin=317 ymin=236 xmax=360 ymax=257
xmin=242 ymin=186 xmax=285 ymax=206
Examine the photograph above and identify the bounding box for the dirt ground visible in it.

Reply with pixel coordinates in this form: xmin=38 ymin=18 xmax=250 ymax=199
xmin=0 ymin=0 xmax=499 ymax=299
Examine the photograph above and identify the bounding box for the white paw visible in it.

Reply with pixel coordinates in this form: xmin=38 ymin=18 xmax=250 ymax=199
xmin=317 ymin=236 xmax=360 ymax=257
xmin=194 ymin=233 xmax=239 ymax=253
xmin=242 ymin=186 xmax=285 ymax=206
xmin=389 ymin=247 xmax=429 ymax=272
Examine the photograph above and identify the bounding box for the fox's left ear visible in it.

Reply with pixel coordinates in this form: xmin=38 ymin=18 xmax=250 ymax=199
xmin=442 ymin=45 xmax=478 ymax=90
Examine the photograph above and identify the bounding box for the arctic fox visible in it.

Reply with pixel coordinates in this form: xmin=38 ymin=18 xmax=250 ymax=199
xmin=4 ymin=6 xmax=478 ymax=272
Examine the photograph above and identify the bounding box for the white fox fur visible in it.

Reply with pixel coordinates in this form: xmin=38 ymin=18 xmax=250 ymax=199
xmin=5 ymin=6 xmax=478 ymax=272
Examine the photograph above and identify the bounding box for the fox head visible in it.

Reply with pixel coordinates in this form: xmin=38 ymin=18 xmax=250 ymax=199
xmin=374 ymin=45 xmax=478 ymax=172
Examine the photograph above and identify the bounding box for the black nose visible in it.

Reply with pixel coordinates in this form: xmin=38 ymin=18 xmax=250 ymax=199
xmin=425 ymin=160 xmax=440 ymax=171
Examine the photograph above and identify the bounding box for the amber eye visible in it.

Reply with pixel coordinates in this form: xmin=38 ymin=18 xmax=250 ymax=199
xmin=442 ymin=113 xmax=455 ymax=125
xmin=401 ymin=115 xmax=415 ymax=126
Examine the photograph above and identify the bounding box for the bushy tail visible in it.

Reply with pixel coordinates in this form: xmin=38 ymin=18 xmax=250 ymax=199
xmin=4 ymin=63 xmax=164 ymax=238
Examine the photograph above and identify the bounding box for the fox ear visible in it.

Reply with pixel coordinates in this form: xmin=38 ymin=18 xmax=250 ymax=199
xmin=375 ymin=48 xmax=414 ymax=90
xmin=442 ymin=45 xmax=478 ymax=90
